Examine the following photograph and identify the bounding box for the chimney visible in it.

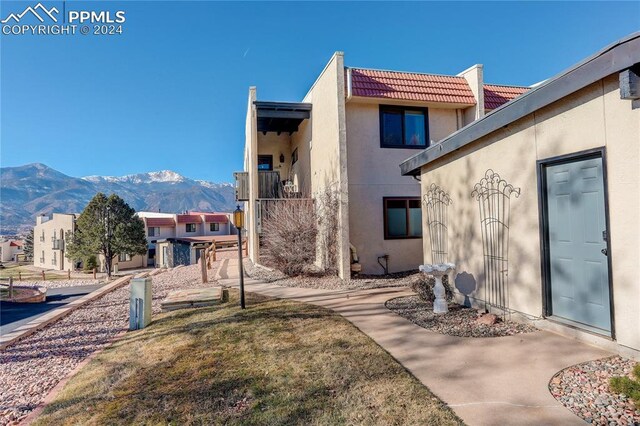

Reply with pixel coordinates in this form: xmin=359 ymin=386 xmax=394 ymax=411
xmin=457 ymin=64 xmax=485 ymax=125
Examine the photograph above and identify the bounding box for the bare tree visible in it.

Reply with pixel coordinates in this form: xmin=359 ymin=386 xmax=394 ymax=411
xmin=260 ymin=198 xmax=317 ymax=276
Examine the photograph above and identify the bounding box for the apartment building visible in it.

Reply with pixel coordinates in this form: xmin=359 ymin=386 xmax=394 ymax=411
xmin=239 ymin=53 xmax=527 ymax=278
xmin=33 ymin=213 xmax=75 ymax=271
xmin=138 ymin=211 xmax=234 ymax=267
xmin=33 ymin=213 xmax=146 ymax=271
xmin=0 ymin=239 xmax=23 ymax=262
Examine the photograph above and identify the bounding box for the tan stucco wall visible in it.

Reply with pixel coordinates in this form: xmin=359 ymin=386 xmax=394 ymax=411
xmin=290 ymin=118 xmax=312 ymax=193
xmin=257 ymin=133 xmax=292 ymax=181
xmin=458 ymin=64 xmax=484 ymax=125
xmin=301 ymin=52 xmax=351 ymax=278
xmin=33 ymin=213 xmax=75 ymax=271
xmin=245 ymin=87 xmax=259 ymax=263
xmin=345 ymin=102 xmax=460 ymax=274
xmin=419 ymin=74 xmax=640 ymax=351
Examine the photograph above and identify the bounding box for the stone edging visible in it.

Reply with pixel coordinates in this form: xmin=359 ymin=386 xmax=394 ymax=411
xmin=0 ymin=272 xmax=150 ymax=351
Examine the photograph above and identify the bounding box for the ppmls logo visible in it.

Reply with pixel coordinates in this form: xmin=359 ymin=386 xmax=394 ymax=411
xmin=1 ymin=2 xmax=126 ymax=36
xmin=1 ymin=3 xmax=58 ymax=23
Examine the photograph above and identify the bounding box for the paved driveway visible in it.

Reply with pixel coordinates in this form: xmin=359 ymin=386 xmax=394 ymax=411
xmin=0 ymin=284 xmax=104 ymax=336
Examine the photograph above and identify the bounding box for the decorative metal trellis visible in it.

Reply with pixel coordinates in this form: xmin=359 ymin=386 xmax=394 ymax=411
xmin=471 ymin=170 xmax=520 ymax=316
xmin=423 ymin=183 xmax=452 ymax=264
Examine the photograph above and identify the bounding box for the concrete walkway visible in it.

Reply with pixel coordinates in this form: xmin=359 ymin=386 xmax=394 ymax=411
xmin=219 ymin=258 xmax=611 ymax=425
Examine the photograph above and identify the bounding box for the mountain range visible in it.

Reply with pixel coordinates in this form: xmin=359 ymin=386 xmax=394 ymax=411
xmin=0 ymin=163 xmax=236 ymax=235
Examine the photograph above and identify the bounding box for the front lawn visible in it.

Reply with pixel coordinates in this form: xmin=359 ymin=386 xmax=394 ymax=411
xmin=34 ymin=291 xmax=462 ymax=425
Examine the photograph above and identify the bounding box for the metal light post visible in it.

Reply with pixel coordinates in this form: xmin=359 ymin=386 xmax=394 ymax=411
xmin=233 ymin=205 xmax=246 ymax=309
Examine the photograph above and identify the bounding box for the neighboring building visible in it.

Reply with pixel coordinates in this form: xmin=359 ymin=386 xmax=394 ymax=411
xmin=0 ymin=239 xmax=23 ymax=262
xmin=33 ymin=213 xmax=75 ymax=271
xmin=137 ymin=211 xmax=235 ymax=268
xmin=239 ymin=53 xmax=527 ymax=278
xmin=400 ymin=34 xmax=640 ymax=357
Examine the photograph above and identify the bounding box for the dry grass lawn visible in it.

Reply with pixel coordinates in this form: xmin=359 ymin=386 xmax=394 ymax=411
xmin=34 ymin=291 xmax=463 ymax=426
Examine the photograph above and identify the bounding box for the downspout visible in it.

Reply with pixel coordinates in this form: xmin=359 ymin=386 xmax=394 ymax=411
xmin=346 ymin=67 xmax=353 ymax=101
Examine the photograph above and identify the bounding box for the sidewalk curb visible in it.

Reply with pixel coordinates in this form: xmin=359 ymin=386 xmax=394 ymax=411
xmin=0 ymin=274 xmax=136 ymax=351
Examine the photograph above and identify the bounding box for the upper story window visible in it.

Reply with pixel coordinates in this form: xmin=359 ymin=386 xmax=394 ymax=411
xmin=210 ymin=223 xmax=220 ymax=232
xmin=148 ymin=227 xmax=160 ymax=237
xmin=379 ymin=105 xmax=429 ymax=148
xmin=383 ymin=197 xmax=423 ymax=239
xmin=186 ymin=223 xmax=197 ymax=233
xmin=258 ymin=155 xmax=273 ymax=171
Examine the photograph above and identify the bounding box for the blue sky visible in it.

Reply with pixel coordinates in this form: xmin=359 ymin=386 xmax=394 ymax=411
xmin=1 ymin=1 xmax=638 ymax=183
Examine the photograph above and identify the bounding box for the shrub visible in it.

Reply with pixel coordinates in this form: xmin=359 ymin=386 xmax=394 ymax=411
xmin=84 ymin=255 xmax=99 ymax=272
xmin=315 ymin=187 xmax=340 ymax=275
xmin=610 ymin=363 xmax=640 ymax=409
xmin=411 ymin=274 xmax=454 ymax=303
xmin=261 ymin=199 xmax=317 ymax=276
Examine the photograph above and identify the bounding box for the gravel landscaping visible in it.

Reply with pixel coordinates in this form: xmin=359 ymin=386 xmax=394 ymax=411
xmin=549 ymin=356 xmax=640 ymax=425
xmin=8 ymin=279 xmax=101 ymax=289
xmin=0 ymin=256 xmax=232 ymax=426
xmin=385 ymin=295 xmax=538 ymax=338
xmin=245 ymin=260 xmax=424 ymax=290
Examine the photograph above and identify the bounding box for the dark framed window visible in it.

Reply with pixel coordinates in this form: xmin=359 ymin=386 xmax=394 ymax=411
xmin=148 ymin=227 xmax=159 ymax=237
xmin=118 ymin=253 xmax=131 ymax=262
xmin=258 ymin=155 xmax=273 ymax=171
xmin=383 ymin=197 xmax=423 ymax=239
xmin=292 ymin=148 xmax=298 ymax=165
xmin=186 ymin=223 xmax=197 ymax=233
xmin=379 ymin=105 xmax=429 ymax=148
xmin=210 ymin=223 xmax=219 ymax=232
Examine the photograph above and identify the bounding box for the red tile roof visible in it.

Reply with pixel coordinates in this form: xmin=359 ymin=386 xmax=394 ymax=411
xmin=10 ymin=241 xmax=22 ymax=247
xmin=146 ymin=217 xmax=175 ymax=227
xmin=203 ymin=214 xmax=229 ymax=224
xmin=484 ymin=84 xmax=529 ymax=110
xmin=176 ymin=214 xmax=202 ymax=224
xmin=349 ymin=68 xmax=477 ymax=105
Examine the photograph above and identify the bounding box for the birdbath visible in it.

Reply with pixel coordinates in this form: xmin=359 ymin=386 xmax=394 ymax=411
xmin=419 ymin=263 xmax=456 ymax=314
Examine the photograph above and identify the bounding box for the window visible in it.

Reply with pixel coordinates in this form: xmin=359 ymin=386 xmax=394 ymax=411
xmin=292 ymin=148 xmax=298 ymax=165
xmin=148 ymin=227 xmax=160 ymax=237
xmin=210 ymin=223 xmax=220 ymax=232
xmin=51 ymin=251 xmax=57 ymax=265
xmin=118 ymin=253 xmax=131 ymax=262
xmin=380 ymin=106 xmax=428 ymax=148
xmin=383 ymin=197 xmax=423 ymax=239
xmin=186 ymin=223 xmax=197 ymax=233
xmin=258 ymin=155 xmax=273 ymax=171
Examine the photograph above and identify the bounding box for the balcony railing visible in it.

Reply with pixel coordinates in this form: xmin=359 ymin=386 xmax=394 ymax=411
xmin=51 ymin=258 xmax=57 ymax=266
xmin=52 ymin=239 xmax=63 ymax=250
xmin=258 ymin=171 xmax=282 ymax=199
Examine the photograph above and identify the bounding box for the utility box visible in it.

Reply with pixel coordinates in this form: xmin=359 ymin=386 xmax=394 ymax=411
xmin=129 ymin=277 xmax=152 ymax=330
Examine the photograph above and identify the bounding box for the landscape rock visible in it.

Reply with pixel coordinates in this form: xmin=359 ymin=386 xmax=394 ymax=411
xmin=476 ymin=313 xmax=499 ymax=326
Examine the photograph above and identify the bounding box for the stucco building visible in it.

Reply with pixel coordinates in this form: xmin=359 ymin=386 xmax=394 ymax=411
xmin=138 ymin=211 xmax=235 ymax=268
xmin=239 ymin=53 xmax=527 ymax=278
xmin=0 ymin=239 xmax=23 ymax=262
xmin=400 ymin=33 xmax=640 ymax=357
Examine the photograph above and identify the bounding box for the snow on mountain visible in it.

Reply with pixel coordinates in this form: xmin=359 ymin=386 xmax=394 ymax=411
xmin=1 ymin=163 xmax=236 ymax=235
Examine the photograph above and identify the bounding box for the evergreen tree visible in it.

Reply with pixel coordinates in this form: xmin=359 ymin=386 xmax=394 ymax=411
xmin=24 ymin=228 xmax=34 ymax=261
xmin=66 ymin=193 xmax=147 ymax=277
